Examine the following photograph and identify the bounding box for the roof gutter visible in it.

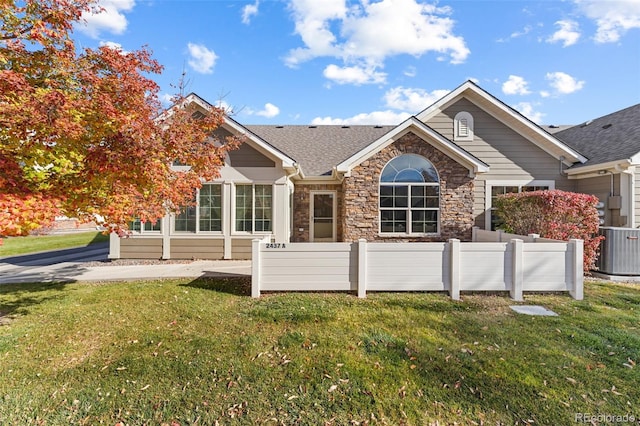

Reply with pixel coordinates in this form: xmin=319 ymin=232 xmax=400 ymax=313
xmin=566 ymin=159 xmax=633 ymax=179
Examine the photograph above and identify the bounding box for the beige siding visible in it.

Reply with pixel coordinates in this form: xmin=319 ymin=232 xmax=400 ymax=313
xmin=426 ymin=98 xmax=576 ymax=228
xmin=170 ymin=238 xmax=224 ymax=259
xmin=231 ymin=238 xmax=253 ymax=259
xmin=635 ymin=172 xmax=640 ymax=227
xmin=121 ymin=238 xmax=162 ymax=259
xmin=576 ymin=174 xmax=623 ymax=226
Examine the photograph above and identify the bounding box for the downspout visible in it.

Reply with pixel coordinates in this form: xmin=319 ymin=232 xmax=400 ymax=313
xmin=559 ymin=156 xmax=568 ymax=176
xmin=285 ymin=163 xmax=302 ymax=242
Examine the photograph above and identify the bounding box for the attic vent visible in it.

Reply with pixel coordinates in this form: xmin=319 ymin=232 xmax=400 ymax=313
xmin=581 ymin=120 xmax=593 ymax=127
xmin=275 ymin=125 xmax=284 ymax=128
xmin=374 ymin=125 xmax=383 ymax=128
xmin=341 ymin=125 xmax=350 ymax=128
xmin=308 ymin=125 xmax=317 ymax=128
xmin=602 ymin=124 xmax=612 ymax=129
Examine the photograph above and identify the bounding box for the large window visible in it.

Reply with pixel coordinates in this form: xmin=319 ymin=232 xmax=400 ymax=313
xmin=379 ymin=154 xmax=439 ymax=234
xmin=489 ymin=183 xmax=551 ymax=230
xmin=235 ymin=184 xmax=272 ymax=232
xmin=174 ymin=184 xmax=222 ymax=233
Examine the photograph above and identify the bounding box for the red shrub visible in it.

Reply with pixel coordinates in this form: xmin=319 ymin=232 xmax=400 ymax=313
xmin=494 ymin=189 xmax=604 ymax=272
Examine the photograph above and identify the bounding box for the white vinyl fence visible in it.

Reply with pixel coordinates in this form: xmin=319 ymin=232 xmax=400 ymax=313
xmin=251 ymin=233 xmax=584 ymax=300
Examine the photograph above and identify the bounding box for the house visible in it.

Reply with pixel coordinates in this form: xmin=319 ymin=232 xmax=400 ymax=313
xmin=108 ymin=80 xmax=636 ymax=260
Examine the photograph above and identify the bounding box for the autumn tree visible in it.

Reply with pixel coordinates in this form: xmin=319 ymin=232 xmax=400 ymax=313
xmin=0 ymin=0 xmax=239 ymax=237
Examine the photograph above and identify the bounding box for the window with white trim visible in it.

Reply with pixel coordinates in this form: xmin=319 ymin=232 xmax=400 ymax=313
xmin=379 ymin=154 xmax=440 ymax=234
xmin=129 ymin=218 xmax=161 ymax=233
xmin=454 ymin=111 xmax=474 ymax=141
xmin=235 ymin=184 xmax=272 ymax=233
xmin=174 ymin=183 xmax=223 ymax=233
xmin=489 ymin=183 xmax=551 ymax=230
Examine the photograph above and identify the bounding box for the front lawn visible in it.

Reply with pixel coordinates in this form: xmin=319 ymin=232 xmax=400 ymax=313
xmin=0 ymin=231 xmax=109 ymax=257
xmin=0 ymin=279 xmax=638 ymax=424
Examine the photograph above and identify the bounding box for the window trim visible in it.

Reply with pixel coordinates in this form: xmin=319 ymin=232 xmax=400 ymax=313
xmin=171 ymin=183 xmax=224 ymax=234
xmin=484 ymin=180 xmax=555 ymax=230
xmin=378 ymin=154 xmax=441 ymax=236
xmin=232 ymin=183 xmax=274 ymax=235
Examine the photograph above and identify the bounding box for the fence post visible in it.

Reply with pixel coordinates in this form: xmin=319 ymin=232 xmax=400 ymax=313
xmin=108 ymin=232 xmax=120 ymax=259
xmin=251 ymin=238 xmax=261 ymax=298
xmin=449 ymin=239 xmax=461 ymax=300
xmin=511 ymin=239 xmax=524 ymax=301
xmin=357 ymin=239 xmax=367 ymax=298
xmin=570 ymin=239 xmax=584 ymax=300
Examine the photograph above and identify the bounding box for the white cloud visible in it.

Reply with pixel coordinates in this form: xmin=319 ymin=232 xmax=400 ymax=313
xmin=575 ymin=0 xmax=640 ymax=43
xmin=78 ymin=0 xmax=135 ymax=38
xmin=547 ymin=19 xmax=581 ymax=46
xmin=502 ymin=75 xmax=531 ymax=95
xmin=99 ymin=40 xmax=128 ymax=53
xmin=242 ymin=0 xmax=260 ymax=24
xmin=187 ymin=43 xmax=218 ymax=74
xmin=383 ymin=87 xmax=450 ymax=112
xmin=286 ymin=0 xmax=469 ymax=84
xmin=255 ymin=103 xmax=281 ymax=118
xmin=546 ymin=71 xmax=585 ymax=94
xmin=403 ymin=66 xmax=417 ymax=77
xmin=323 ymin=64 xmax=386 ymax=85
xmin=311 ymin=110 xmax=410 ymax=125
xmin=513 ymin=102 xmax=545 ymax=124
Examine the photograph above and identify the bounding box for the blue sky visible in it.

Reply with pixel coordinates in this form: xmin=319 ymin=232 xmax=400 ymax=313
xmin=73 ymin=0 xmax=640 ymax=126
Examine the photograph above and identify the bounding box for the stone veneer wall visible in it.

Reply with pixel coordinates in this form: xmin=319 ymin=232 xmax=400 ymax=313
xmin=342 ymin=131 xmax=475 ymax=242
xmin=292 ymin=184 xmax=343 ymax=242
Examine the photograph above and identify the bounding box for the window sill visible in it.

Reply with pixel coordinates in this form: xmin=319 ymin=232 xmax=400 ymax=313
xmin=378 ymin=233 xmax=440 ymax=238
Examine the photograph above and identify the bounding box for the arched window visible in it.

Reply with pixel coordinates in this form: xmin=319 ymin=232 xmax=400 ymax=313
xmin=454 ymin=111 xmax=474 ymax=141
xmin=379 ymin=154 xmax=439 ymax=234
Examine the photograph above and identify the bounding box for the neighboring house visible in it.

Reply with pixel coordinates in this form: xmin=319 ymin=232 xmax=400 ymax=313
xmin=108 ymin=81 xmax=637 ymax=260
xmin=554 ymin=103 xmax=640 ymax=228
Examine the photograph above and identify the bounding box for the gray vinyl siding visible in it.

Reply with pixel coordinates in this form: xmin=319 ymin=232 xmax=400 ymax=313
xmin=228 ymin=143 xmax=276 ymax=167
xmin=425 ymin=98 xmax=576 ymax=228
xmin=576 ymin=175 xmax=613 ymax=226
xmin=120 ymin=238 xmax=163 ymax=259
xmin=213 ymin=127 xmax=277 ymax=168
xmin=635 ymin=172 xmax=640 ymax=227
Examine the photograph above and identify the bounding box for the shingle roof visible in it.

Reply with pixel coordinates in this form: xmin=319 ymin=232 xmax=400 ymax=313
xmin=556 ymin=104 xmax=640 ymax=168
xmin=246 ymin=125 xmax=395 ymax=176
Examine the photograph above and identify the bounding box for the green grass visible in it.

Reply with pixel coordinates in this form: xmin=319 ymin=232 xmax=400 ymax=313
xmin=1 ymin=279 xmax=639 ymax=425
xmin=0 ymin=232 xmax=109 ymax=257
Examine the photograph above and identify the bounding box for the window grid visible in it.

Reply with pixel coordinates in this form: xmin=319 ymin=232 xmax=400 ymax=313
xmin=174 ymin=184 xmax=223 ymax=233
xmin=380 ymin=183 xmax=439 ymax=234
xmin=199 ymin=184 xmax=222 ymax=232
xmin=235 ymin=184 xmax=273 ymax=233
xmin=129 ymin=218 xmax=161 ymax=233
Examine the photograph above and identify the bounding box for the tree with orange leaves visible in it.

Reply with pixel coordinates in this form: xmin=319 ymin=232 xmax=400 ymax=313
xmin=0 ymin=0 xmax=239 ymax=238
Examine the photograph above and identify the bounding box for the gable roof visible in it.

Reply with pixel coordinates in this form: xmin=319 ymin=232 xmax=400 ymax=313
xmin=336 ymin=117 xmax=490 ymax=176
xmin=183 ymin=93 xmax=298 ymax=170
xmin=556 ymin=103 xmax=640 ymax=170
xmin=416 ymin=80 xmax=588 ymax=165
xmin=247 ymin=125 xmax=394 ymax=176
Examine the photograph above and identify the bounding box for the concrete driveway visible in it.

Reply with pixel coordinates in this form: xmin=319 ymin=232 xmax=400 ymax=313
xmin=0 ymin=243 xmax=251 ymax=284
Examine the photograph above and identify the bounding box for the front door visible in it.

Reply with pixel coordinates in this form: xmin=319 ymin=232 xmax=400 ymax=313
xmin=310 ymin=191 xmax=336 ymax=242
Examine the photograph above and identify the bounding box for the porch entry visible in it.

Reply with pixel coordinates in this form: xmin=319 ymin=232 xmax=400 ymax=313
xmin=310 ymin=191 xmax=336 ymax=242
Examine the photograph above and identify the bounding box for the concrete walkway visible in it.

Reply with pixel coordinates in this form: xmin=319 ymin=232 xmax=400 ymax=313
xmin=0 ymin=245 xmax=251 ymax=285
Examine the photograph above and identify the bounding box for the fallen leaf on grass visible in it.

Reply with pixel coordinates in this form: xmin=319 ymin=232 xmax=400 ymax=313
xmin=141 ymin=385 xmax=150 ymax=391
xmin=328 ymin=385 xmax=338 ymax=393
xmin=566 ymin=377 xmax=577 ymax=384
